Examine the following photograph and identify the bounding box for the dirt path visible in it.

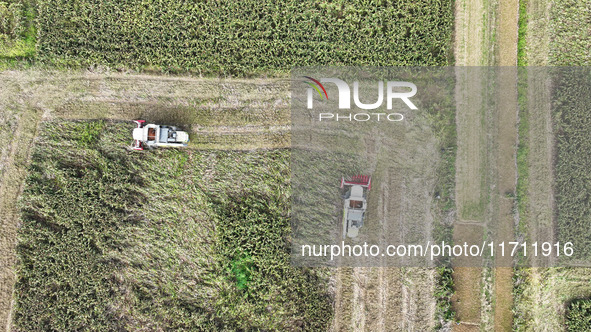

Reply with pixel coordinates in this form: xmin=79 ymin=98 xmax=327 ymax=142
xmin=493 ymin=0 xmax=519 ymax=329
xmin=453 ymin=0 xmax=490 ymax=326
xmin=454 ymin=0 xmax=519 ymax=328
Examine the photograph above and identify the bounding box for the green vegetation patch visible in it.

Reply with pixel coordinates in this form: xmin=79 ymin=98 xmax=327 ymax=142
xmin=15 ymin=120 xmax=331 ymax=331
xmin=34 ymin=0 xmax=453 ymax=74
xmin=512 ymin=69 xmax=529 ymax=331
xmin=566 ymin=299 xmax=591 ymax=331
xmin=0 ymin=0 xmax=36 ymax=60
xmin=516 ymin=0 xmax=528 ymax=66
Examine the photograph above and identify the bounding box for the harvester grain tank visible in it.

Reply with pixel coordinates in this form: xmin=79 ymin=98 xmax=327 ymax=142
xmin=341 ymin=175 xmax=371 ymax=239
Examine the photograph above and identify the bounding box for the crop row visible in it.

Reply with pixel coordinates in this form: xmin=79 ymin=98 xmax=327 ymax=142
xmin=35 ymin=0 xmax=453 ymax=74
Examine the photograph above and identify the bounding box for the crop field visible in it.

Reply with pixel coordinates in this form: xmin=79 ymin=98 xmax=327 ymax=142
xmin=14 ymin=119 xmax=334 ymax=331
xmin=566 ymin=299 xmax=591 ymax=331
xmin=547 ymin=0 xmax=591 ymax=66
xmin=511 ymin=1 xmax=591 ymax=329
xmin=0 ymin=67 xmax=459 ymax=330
xmin=0 ymin=0 xmax=458 ymax=330
xmin=2 ymin=0 xmax=453 ymax=73
xmin=553 ymin=70 xmax=591 ymax=261
xmin=0 ymin=73 xmax=46 ymax=330
xmin=547 ymin=8 xmax=591 ymax=329
xmin=0 ymin=72 xmax=293 ymax=330
xmin=0 ymin=62 xmax=460 ymax=331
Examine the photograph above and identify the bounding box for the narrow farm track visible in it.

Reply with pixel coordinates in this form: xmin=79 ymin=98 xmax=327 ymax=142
xmin=454 ymin=0 xmax=519 ymax=329
xmin=493 ymin=0 xmax=519 ymax=330
xmin=0 ymin=106 xmax=44 ymax=332
xmin=453 ymin=0 xmax=490 ymax=328
xmin=493 ymin=68 xmax=518 ymax=332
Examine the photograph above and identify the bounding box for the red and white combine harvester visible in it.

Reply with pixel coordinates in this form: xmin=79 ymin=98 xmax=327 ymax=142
xmin=132 ymin=120 xmax=189 ymax=150
xmin=340 ymin=175 xmax=371 ymax=239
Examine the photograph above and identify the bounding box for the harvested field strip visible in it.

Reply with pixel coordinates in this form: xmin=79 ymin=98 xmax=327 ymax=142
xmin=54 ymin=102 xmax=290 ymax=128
xmin=453 ymin=68 xmax=487 ymax=331
xmin=189 ymin=129 xmax=290 ymax=150
xmin=451 ymin=232 xmax=483 ymax=325
xmin=326 ymin=83 xmax=452 ymax=331
xmin=454 ymin=0 xmax=520 ymax=328
xmin=453 ymin=0 xmax=493 ymax=327
xmin=455 ymin=68 xmax=486 ymax=222
xmin=333 ymin=267 xmax=354 ymax=332
xmin=1 ymin=73 xmax=292 ymax=151
xmin=50 ymin=76 xmax=290 ymax=127
xmin=0 ymin=73 xmax=290 ymax=129
xmin=511 ymin=68 xmax=558 ymax=332
xmin=48 ymin=75 xmax=292 ymax=150
xmin=333 ymin=267 xmax=436 ymax=332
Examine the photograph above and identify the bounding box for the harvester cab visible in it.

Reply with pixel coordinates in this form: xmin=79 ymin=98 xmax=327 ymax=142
xmin=341 ymin=175 xmax=371 ymax=239
xmin=132 ymin=120 xmax=189 ymax=150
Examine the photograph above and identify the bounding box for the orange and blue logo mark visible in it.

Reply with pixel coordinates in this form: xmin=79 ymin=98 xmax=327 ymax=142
xmin=303 ymin=76 xmax=328 ymax=100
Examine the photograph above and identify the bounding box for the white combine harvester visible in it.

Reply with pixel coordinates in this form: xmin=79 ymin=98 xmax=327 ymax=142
xmin=132 ymin=120 xmax=189 ymax=150
xmin=341 ymin=175 xmax=371 ymax=239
